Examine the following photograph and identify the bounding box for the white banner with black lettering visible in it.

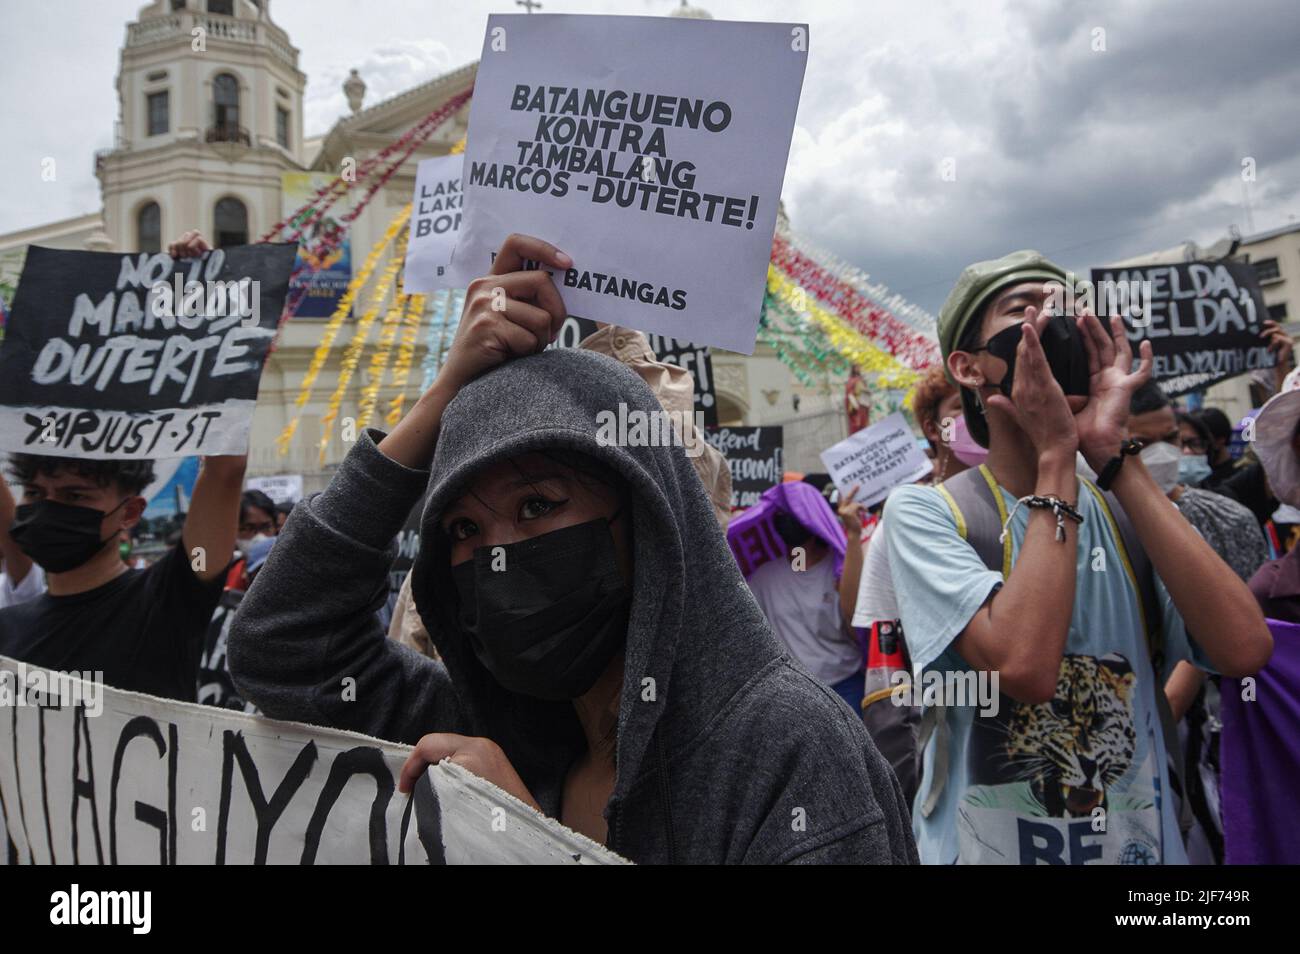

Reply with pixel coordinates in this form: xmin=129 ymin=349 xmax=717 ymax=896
xmin=0 ymin=656 xmax=624 ymax=865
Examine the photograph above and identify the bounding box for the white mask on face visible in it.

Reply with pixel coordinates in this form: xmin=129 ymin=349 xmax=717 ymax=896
xmin=237 ymin=532 xmax=272 ymax=557
xmin=1140 ymin=441 xmax=1182 ymax=495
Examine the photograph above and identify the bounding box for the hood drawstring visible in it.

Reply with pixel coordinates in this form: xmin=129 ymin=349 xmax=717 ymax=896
xmin=655 ymin=728 xmax=678 ymax=864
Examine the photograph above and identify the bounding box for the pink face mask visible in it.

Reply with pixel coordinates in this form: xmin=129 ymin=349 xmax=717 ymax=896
xmin=946 ymin=413 xmax=988 ymax=467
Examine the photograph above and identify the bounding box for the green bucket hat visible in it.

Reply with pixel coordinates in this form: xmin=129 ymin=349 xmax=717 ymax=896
xmin=937 ymin=249 xmax=1070 ymax=449
xmin=937 ymin=249 xmax=1070 ymax=369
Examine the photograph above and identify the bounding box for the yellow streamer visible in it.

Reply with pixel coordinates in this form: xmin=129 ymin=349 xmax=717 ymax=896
xmin=275 ymin=207 xmax=412 ymax=455
xmin=385 ymin=293 xmax=428 ymax=428
xmin=317 ymin=211 xmax=412 ymax=464
xmin=350 ymin=139 xmax=466 ymax=433
xmin=357 ymin=285 xmax=416 ymax=431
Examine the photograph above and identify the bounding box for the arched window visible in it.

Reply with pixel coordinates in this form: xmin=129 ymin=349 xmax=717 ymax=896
xmin=207 ymin=0 xmax=234 ymax=15
xmin=214 ymin=197 xmax=248 ymax=248
xmin=213 ymin=73 xmax=240 ymax=135
xmin=137 ymin=202 xmax=161 ymax=253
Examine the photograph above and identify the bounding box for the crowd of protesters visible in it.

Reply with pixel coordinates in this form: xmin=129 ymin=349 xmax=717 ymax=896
xmin=1 ymin=231 xmax=1297 ymax=865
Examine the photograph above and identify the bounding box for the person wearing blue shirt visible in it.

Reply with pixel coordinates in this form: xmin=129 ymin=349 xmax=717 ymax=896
xmin=884 ymin=250 xmax=1272 ymax=864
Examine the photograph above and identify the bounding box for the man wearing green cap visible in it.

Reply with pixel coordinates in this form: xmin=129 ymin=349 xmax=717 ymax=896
xmin=882 ymin=250 xmax=1272 ymax=864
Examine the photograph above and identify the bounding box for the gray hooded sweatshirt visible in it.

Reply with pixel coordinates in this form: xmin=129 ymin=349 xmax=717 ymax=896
xmin=229 ymin=348 xmax=917 ymax=864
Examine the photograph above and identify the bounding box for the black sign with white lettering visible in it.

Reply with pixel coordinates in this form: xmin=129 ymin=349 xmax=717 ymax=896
xmin=389 ymin=495 xmax=425 ymax=596
xmin=0 ymin=243 xmax=297 ymax=458
xmin=704 ymin=425 xmax=783 ymax=509
xmin=1090 ymin=260 xmax=1274 ymax=396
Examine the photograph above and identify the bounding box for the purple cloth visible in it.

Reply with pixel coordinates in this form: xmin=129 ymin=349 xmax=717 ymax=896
xmin=726 ymin=482 xmax=846 ymax=580
xmin=1220 ymin=618 xmax=1300 ymax=864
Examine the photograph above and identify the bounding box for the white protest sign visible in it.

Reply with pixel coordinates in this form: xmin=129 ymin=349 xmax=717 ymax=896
xmin=246 ymin=473 xmax=304 ymax=505
xmin=820 ymin=412 xmax=930 ymax=507
xmin=0 ymin=656 xmax=625 ymax=865
xmin=404 ymin=154 xmax=465 ymax=293
xmin=450 ymin=13 xmax=808 ymax=354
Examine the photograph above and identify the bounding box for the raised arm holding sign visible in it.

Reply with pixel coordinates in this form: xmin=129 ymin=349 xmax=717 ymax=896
xmin=0 ymin=232 xmax=257 ymax=703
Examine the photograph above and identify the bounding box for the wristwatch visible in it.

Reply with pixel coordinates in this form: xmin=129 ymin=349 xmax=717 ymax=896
xmin=1095 ymin=438 xmax=1143 ymax=491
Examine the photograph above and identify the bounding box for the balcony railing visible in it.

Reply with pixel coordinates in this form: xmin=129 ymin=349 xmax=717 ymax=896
xmin=126 ymin=12 xmax=297 ymax=68
xmin=205 ymin=123 xmax=251 ymax=146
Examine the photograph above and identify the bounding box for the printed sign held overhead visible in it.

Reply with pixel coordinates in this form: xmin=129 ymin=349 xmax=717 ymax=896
xmin=282 ymin=172 xmax=353 ymax=318
xmin=450 ymin=13 xmax=808 ymax=353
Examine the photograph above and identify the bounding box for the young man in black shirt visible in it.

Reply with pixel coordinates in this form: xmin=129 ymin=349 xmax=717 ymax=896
xmin=0 ymin=453 xmax=245 ymax=701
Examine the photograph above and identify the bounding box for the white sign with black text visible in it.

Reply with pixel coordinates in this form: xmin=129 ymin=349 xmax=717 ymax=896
xmin=404 ymin=155 xmax=465 ymax=293
xmin=820 ymin=412 xmax=931 ymax=507
xmin=449 ymin=13 xmax=808 ymax=353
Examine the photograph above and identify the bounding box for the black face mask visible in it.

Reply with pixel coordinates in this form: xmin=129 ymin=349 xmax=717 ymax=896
xmin=10 ymin=498 xmax=127 ymax=573
xmin=450 ymin=514 xmax=630 ymax=701
xmin=981 ymin=315 xmax=1091 ymax=399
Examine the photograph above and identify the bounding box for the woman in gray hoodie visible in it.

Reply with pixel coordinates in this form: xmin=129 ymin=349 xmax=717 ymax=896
xmin=229 ymin=234 xmax=917 ymax=864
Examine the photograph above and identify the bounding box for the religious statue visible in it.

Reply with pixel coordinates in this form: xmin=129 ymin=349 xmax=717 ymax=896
xmin=844 ymin=364 xmax=870 ymax=434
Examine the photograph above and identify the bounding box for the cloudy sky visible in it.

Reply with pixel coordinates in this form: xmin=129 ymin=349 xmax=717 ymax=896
xmin=2 ymin=0 xmax=1299 ymax=315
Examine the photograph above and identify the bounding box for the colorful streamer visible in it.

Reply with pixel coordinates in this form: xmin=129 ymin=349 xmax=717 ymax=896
xmin=385 ymin=292 xmax=429 ymax=428
xmin=317 ymin=217 xmax=412 ymax=464
xmin=357 ymin=283 xmax=417 ymax=431
xmin=766 ymin=266 xmax=920 ymax=391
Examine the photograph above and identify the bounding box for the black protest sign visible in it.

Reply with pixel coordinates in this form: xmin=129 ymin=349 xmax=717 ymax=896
xmin=704 ymin=425 xmax=783 ymax=509
xmin=646 ymin=332 xmax=718 ymax=428
xmin=0 ymin=243 xmax=297 ymax=458
xmin=550 ymin=315 xmax=600 ymax=348
xmin=551 ymin=317 xmax=717 ymax=425
xmin=1090 ymin=261 xmax=1274 ymax=396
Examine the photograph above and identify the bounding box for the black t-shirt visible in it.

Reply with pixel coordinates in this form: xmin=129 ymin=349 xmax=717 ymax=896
xmin=1215 ymin=461 xmax=1277 ymax=529
xmin=1200 ymin=457 xmax=1246 ymax=494
xmin=197 ymin=587 xmax=253 ymax=712
xmin=0 ymin=543 xmax=224 ymax=702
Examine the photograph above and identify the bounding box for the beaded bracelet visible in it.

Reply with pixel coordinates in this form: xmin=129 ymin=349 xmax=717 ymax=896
xmin=999 ymin=494 xmax=1084 ymax=544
